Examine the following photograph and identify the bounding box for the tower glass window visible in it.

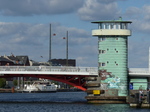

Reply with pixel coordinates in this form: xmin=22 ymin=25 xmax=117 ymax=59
xmin=102 ymin=63 xmax=106 ymax=66
xmin=110 ymin=24 xmax=114 ymax=29
xmin=99 ymin=37 xmax=105 ymax=41
xmin=99 ymin=63 xmax=106 ymax=67
xmin=99 ymin=50 xmax=106 ymax=54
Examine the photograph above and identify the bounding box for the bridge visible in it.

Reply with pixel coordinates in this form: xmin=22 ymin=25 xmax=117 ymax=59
xmin=129 ymin=68 xmax=150 ymax=77
xmin=0 ymin=66 xmax=98 ymax=91
xmin=0 ymin=66 xmax=148 ymax=76
xmin=0 ymin=66 xmax=149 ymax=91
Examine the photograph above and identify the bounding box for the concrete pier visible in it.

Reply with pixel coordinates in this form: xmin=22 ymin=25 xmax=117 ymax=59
xmin=86 ymin=96 xmax=126 ymax=104
xmin=85 ymin=75 xmax=127 ymax=104
xmin=128 ymin=90 xmax=150 ymax=108
xmin=0 ymin=87 xmax=15 ymax=93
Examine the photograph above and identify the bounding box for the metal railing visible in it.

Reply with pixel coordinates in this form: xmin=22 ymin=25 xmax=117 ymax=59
xmin=0 ymin=66 xmax=98 ymax=75
xmin=129 ymin=68 xmax=149 ymax=74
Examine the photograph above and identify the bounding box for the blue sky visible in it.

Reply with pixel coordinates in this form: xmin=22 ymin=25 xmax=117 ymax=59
xmin=0 ymin=0 xmax=150 ymax=68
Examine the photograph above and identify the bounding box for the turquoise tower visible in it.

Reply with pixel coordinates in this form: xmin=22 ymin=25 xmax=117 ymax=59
xmin=92 ymin=17 xmax=132 ymax=96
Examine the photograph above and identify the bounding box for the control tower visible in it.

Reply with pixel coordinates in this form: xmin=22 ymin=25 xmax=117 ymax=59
xmin=92 ymin=17 xmax=132 ymax=96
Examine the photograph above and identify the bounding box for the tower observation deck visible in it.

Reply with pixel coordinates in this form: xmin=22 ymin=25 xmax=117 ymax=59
xmin=92 ymin=17 xmax=132 ymax=96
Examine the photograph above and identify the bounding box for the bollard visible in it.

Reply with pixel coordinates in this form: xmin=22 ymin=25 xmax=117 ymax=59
xmin=11 ymin=87 xmax=15 ymax=93
xmin=135 ymin=93 xmax=139 ymax=103
xmin=147 ymin=91 xmax=150 ymax=103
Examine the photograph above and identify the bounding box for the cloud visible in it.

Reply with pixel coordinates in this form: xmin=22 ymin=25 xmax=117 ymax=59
xmin=77 ymin=0 xmax=121 ymax=21
xmin=124 ymin=5 xmax=150 ymax=68
xmin=0 ymin=22 xmax=97 ymax=66
xmin=143 ymin=5 xmax=150 ymax=21
xmin=124 ymin=5 xmax=150 ymax=34
xmin=125 ymin=7 xmax=142 ymax=19
xmin=0 ymin=0 xmax=124 ymax=18
xmin=0 ymin=0 xmax=83 ymax=16
xmin=128 ymin=39 xmax=149 ymax=68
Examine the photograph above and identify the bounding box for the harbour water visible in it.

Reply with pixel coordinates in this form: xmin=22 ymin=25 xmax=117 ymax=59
xmin=0 ymin=92 xmax=149 ymax=112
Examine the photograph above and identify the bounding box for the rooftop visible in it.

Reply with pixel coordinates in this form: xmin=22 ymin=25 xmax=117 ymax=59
xmin=91 ymin=17 xmax=132 ymax=24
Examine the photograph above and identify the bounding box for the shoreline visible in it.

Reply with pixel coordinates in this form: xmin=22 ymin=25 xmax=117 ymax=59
xmin=0 ymin=88 xmax=83 ymax=93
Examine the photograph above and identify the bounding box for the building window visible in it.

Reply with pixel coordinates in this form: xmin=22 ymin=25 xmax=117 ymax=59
xmin=99 ymin=50 xmax=106 ymax=54
xmin=116 ymin=23 xmax=119 ymax=29
xmin=114 ymin=48 xmax=118 ymax=53
xmin=105 ymin=23 xmax=109 ymax=29
xmin=102 ymin=50 xmax=106 ymax=53
xmin=102 ymin=63 xmax=106 ymax=66
xmin=99 ymin=63 xmax=106 ymax=67
xmin=99 ymin=37 xmax=105 ymax=41
xmin=110 ymin=24 xmax=114 ymax=29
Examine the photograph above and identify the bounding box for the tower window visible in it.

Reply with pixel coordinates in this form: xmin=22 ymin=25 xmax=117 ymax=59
xmin=99 ymin=50 xmax=106 ymax=54
xmin=102 ymin=50 xmax=106 ymax=53
xmin=116 ymin=23 xmax=119 ymax=29
xmin=110 ymin=24 xmax=114 ymax=29
xmin=99 ymin=37 xmax=105 ymax=41
xmin=102 ymin=63 xmax=106 ymax=66
xmin=99 ymin=63 xmax=106 ymax=67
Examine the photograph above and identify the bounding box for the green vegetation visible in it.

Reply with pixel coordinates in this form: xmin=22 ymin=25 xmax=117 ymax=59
xmin=13 ymin=80 xmax=18 ymax=86
xmin=0 ymin=78 xmax=6 ymax=88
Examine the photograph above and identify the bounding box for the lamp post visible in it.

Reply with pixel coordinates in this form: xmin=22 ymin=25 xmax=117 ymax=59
xmin=49 ymin=24 xmax=52 ymax=65
xmin=49 ymin=24 xmax=56 ymax=65
xmin=63 ymin=31 xmax=68 ymax=66
xmin=66 ymin=31 xmax=68 ymax=66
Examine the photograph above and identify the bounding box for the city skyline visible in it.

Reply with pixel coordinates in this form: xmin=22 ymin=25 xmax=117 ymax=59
xmin=0 ymin=0 xmax=149 ymax=68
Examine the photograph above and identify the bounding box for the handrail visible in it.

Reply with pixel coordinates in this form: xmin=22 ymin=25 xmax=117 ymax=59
xmin=0 ymin=66 xmax=98 ymax=75
xmin=129 ymin=68 xmax=149 ymax=74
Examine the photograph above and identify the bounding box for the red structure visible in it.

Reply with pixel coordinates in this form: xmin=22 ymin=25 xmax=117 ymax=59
xmin=0 ymin=74 xmax=88 ymax=91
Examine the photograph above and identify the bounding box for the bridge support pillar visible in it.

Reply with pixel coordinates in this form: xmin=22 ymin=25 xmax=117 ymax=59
xmin=85 ymin=76 xmax=102 ymax=102
xmin=148 ymin=78 xmax=150 ymax=89
xmin=85 ymin=76 xmax=126 ymax=103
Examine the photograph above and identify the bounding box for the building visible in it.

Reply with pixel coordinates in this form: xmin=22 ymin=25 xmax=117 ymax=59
xmin=51 ymin=59 xmax=76 ymax=66
xmin=0 ymin=55 xmax=30 ymax=88
xmin=91 ymin=17 xmax=132 ymax=96
xmin=0 ymin=56 xmax=14 ymax=66
xmin=0 ymin=55 xmax=30 ymax=66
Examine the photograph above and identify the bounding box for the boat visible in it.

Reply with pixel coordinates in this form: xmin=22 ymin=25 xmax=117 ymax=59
xmin=23 ymin=81 xmax=57 ymax=93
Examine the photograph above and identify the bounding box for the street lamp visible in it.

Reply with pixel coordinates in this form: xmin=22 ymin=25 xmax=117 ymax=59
xmin=49 ymin=24 xmax=52 ymax=65
xmin=63 ymin=31 xmax=68 ymax=66
xmin=49 ymin=24 xmax=56 ymax=65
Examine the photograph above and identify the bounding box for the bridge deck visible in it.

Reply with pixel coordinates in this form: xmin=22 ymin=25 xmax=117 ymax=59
xmin=0 ymin=67 xmax=149 ymax=77
xmin=0 ymin=66 xmax=98 ymax=76
xmin=129 ymin=68 xmax=150 ymax=77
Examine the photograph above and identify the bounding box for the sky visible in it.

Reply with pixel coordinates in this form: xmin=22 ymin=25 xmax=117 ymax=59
xmin=0 ymin=0 xmax=150 ymax=68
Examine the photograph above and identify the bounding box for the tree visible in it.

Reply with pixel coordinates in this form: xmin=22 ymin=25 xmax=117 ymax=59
xmin=13 ymin=80 xmax=18 ymax=87
xmin=0 ymin=78 xmax=6 ymax=88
